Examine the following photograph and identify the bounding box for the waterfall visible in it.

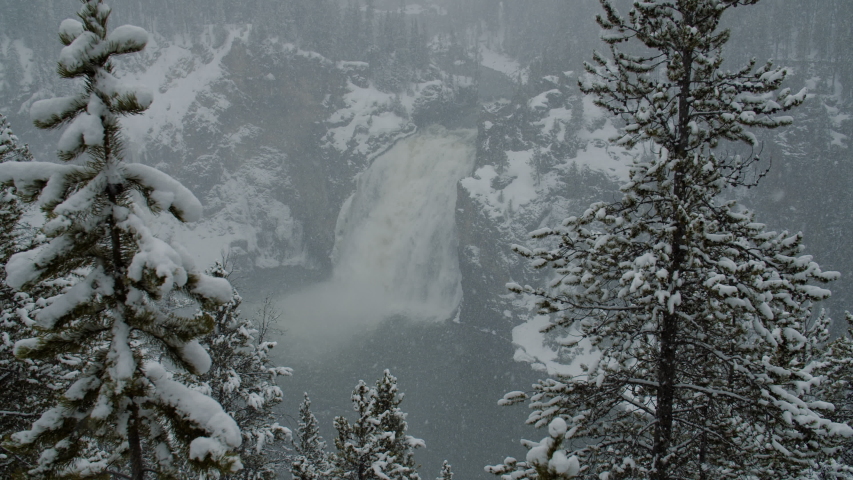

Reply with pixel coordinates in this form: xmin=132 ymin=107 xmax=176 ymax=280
xmin=278 ymin=126 xmax=477 ymax=348
xmin=332 ymin=125 xmax=476 ymax=319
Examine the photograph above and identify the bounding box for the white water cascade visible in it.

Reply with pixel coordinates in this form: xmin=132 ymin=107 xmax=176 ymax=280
xmin=278 ymin=126 xmax=477 ymax=349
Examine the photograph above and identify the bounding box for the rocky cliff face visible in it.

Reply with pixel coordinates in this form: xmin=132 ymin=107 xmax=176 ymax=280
xmin=455 ymin=68 xmax=628 ymax=372
xmin=118 ymin=28 xmax=344 ymax=274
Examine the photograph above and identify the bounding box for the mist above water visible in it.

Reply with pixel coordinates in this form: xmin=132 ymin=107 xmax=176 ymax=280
xmin=276 ymin=126 xmax=476 ymax=355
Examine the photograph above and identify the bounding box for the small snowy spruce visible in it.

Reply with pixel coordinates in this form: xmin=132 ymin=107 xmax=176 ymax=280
xmin=291 ymin=393 xmax=333 ymax=480
xmin=188 ymin=264 xmax=293 ymax=479
xmin=0 ymin=113 xmax=30 ymax=270
xmin=0 ymin=114 xmax=28 ymax=297
xmin=490 ymin=1 xmax=852 ymax=479
xmin=0 ymin=2 xmax=240 ymax=478
xmin=370 ymin=369 xmax=424 ymax=480
xmin=0 ymin=114 xmax=73 ymax=477
xmin=333 ymin=370 xmax=424 ymax=480
xmin=817 ymin=312 xmax=853 ymax=476
xmin=334 ymin=380 xmax=377 ymax=480
xmin=436 ymin=460 xmax=454 ymax=480
xmin=0 ymin=114 xmax=34 ymax=165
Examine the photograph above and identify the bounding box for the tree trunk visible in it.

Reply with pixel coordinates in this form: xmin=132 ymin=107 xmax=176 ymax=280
xmin=652 ymin=31 xmax=695 ymax=480
xmin=104 ymin=127 xmax=144 ymax=479
xmin=128 ymin=402 xmax=145 ymax=480
xmin=698 ymin=403 xmax=708 ymax=480
xmin=653 ymin=309 xmax=679 ymax=480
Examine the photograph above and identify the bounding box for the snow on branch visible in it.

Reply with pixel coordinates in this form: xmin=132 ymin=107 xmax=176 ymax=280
xmin=121 ymin=212 xmax=190 ymax=297
xmin=31 ymin=267 xmax=114 ymax=330
xmin=144 ymin=362 xmax=243 ymax=460
xmin=106 ymin=25 xmax=148 ymax=55
xmin=30 ymin=95 xmax=89 ymax=129
xmin=0 ymin=161 xmax=82 ymax=207
xmin=57 ymin=24 xmax=149 ymax=78
xmin=126 ymin=163 xmax=202 ymax=223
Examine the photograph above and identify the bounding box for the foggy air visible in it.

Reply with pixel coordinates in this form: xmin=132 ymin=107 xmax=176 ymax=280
xmin=1 ymin=1 xmax=852 ymax=479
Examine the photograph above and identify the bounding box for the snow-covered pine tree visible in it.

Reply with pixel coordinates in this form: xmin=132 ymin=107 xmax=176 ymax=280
xmin=436 ymin=460 xmax=453 ymax=480
xmin=0 ymin=115 xmax=28 ymax=304
xmin=818 ymin=313 xmax=853 ymax=475
xmin=0 ymin=113 xmax=56 ymax=476
xmin=371 ymin=369 xmax=423 ymax=480
xmin=0 ymin=116 xmax=29 ymax=435
xmin=0 ymin=114 xmax=30 ymax=271
xmin=0 ymin=2 xmax=241 ymax=478
xmin=333 ymin=371 xmax=424 ymax=480
xmin=190 ymin=263 xmax=293 ymax=480
xmin=291 ymin=393 xmax=332 ymax=480
xmin=489 ymin=1 xmax=852 ymax=479
xmin=334 ymin=380 xmax=378 ymax=480
xmin=0 ymin=114 xmax=33 ymax=164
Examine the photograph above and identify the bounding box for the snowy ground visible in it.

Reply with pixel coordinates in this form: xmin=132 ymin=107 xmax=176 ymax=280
xmin=479 ymin=44 xmax=527 ymax=84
